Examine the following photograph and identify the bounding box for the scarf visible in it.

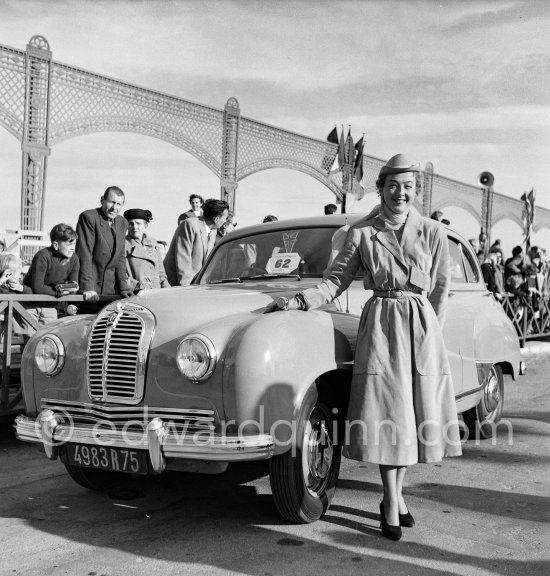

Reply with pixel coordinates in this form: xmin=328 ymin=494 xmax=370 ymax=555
xmin=378 ymin=199 xmax=409 ymax=231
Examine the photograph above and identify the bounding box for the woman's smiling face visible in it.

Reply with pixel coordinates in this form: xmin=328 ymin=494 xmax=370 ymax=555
xmin=382 ymin=172 xmax=416 ymax=215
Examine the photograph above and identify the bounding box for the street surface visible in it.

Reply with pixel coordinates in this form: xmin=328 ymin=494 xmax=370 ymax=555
xmin=0 ymin=349 xmax=548 ymax=576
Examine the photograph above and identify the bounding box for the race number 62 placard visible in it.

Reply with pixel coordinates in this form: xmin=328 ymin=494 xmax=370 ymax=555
xmin=265 ymin=252 xmax=301 ymax=274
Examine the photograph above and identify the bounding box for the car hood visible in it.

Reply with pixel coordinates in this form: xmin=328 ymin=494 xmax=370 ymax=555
xmin=123 ymin=280 xmax=318 ymax=342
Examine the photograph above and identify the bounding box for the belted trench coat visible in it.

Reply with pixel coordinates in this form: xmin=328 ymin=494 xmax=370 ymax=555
xmin=302 ymin=208 xmax=462 ymax=465
xmin=125 ymin=235 xmax=170 ymax=290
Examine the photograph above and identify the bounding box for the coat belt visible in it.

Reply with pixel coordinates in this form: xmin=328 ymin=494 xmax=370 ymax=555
xmin=373 ymin=289 xmax=426 ymax=299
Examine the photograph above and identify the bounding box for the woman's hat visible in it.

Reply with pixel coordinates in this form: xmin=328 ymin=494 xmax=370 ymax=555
xmin=379 ymin=153 xmax=420 ymax=176
xmin=124 ymin=209 xmax=152 ymax=222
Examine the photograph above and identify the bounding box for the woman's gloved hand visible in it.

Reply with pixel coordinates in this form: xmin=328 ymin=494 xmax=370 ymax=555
xmin=263 ymin=295 xmax=303 ymax=314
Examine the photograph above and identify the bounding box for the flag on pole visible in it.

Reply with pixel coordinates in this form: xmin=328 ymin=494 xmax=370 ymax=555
xmin=352 ymin=136 xmax=365 ymax=200
xmin=344 ymin=128 xmax=355 ymax=168
xmin=521 ymin=188 xmax=536 ymax=246
xmin=322 ymin=126 xmax=339 ymax=174
xmin=326 ymin=126 xmax=338 ymax=144
xmin=337 ymin=126 xmax=346 ymax=170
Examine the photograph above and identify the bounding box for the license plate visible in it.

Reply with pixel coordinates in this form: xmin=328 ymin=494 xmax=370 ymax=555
xmin=66 ymin=444 xmax=148 ymax=475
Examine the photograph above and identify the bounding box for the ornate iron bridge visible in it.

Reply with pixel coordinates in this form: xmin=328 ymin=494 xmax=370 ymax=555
xmin=1 ymin=35 xmax=549 ymax=246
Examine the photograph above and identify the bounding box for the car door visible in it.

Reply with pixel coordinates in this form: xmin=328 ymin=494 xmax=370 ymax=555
xmin=444 ymin=234 xmax=486 ymax=395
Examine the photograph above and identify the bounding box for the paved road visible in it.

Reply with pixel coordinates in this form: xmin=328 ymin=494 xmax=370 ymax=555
xmin=0 ymin=352 xmax=548 ymax=576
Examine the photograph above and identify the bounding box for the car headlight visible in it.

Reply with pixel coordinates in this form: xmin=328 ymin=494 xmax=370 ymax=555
xmin=34 ymin=335 xmax=65 ymax=376
xmin=176 ymin=334 xmax=217 ymax=382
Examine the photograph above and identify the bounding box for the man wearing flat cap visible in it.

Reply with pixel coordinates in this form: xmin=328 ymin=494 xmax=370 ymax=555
xmin=124 ymin=208 xmax=170 ymax=291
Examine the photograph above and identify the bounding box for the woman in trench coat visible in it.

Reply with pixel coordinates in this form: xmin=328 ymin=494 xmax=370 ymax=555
xmin=266 ymin=153 xmax=461 ymax=541
xmin=124 ymin=209 xmax=170 ymax=291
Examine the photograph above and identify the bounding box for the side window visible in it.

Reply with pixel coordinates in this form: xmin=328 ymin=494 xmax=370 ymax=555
xmin=448 ymin=238 xmax=467 ymax=283
xmin=447 ymin=237 xmax=481 ymax=285
xmin=462 ymin=245 xmax=480 ymax=283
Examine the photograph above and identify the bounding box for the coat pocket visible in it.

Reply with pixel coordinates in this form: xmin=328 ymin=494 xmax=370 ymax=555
xmin=409 ymin=266 xmax=430 ymax=291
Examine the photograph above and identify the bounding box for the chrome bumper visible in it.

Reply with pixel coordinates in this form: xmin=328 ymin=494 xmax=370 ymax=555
xmin=14 ymin=410 xmax=274 ymax=473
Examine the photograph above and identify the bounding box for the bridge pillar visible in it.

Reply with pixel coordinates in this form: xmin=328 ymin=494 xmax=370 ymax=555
xmin=221 ymin=97 xmax=240 ymax=212
xmin=422 ymin=162 xmax=434 ymax=217
xmin=21 ymin=35 xmax=52 ymax=261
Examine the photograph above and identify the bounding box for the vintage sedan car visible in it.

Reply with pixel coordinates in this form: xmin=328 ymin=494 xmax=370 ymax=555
xmin=15 ymin=214 xmax=521 ymax=523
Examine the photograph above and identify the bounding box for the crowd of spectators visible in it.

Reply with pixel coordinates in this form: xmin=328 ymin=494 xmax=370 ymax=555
xmin=0 ymin=186 xmax=237 ymax=337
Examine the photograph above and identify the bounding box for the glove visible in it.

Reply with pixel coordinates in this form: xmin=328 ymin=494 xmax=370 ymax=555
xmin=83 ymin=290 xmax=99 ymax=302
xmin=263 ymin=295 xmax=303 ymax=313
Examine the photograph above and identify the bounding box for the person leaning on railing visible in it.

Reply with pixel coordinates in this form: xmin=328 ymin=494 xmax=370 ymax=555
xmin=22 ymin=223 xmax=80 ymax=327
xmin=481 ymin=247 xmax=505 ymax=301
xmin=0 ymin=253 xmax=33 ymax=336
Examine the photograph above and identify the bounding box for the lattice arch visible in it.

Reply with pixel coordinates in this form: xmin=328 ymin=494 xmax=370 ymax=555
xmin=432 ymin=199 xmax=483 ymax=225
xmin=0 ymin=34 xmax=549 ymax=243
xmin=238 ymin=159 xmax=342 ymax=197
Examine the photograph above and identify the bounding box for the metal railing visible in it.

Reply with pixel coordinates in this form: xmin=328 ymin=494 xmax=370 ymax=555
xmin=500 ymin=291 xmax=550 ymax=348
xmin=0 ymin=294 xmax=118 ymax=416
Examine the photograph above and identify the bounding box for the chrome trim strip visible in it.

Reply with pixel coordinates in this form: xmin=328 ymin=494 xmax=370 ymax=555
xmin=41 ymin=399 xmax=214 ymax=416
xmin=455 ymin=386 xmax=483 ymax=401
xmin=14 ymin=414 xmax=274 ymax=463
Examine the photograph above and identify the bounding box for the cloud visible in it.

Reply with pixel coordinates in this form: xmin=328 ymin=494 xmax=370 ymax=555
xmin=441 ymin=0 xmax=547 ymax=33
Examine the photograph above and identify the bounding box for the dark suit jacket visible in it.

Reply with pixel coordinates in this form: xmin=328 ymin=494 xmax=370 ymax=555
xmin=164 ymin=217 xmax=215 ymax=286
xmin=76 ymin=208 xmax=129 ymax=294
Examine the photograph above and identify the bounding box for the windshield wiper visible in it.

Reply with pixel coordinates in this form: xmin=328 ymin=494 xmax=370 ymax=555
xmin=243 ymin=273 xmax=301 ymax=281
xmin=209 ymin=277 xmax=243 ymax=284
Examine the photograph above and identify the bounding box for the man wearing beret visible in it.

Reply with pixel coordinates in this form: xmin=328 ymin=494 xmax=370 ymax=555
xmin=76 ymin=186 xmax=133 ymax=306
xmin=124 ymin=208 xmax=170 ymax=291
xmin=164 ymin=198 xmax=229 ymax=286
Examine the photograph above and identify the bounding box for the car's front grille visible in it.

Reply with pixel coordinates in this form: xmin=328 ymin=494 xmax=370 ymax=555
xmin=87 ymin=302 xmax=155 ymax=404
xmin=41 ymin=399 xmax=216 ymax=433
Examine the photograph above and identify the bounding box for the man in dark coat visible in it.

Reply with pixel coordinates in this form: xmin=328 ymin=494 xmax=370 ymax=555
xmin=76 ymin=186 xmax=132 ymax=304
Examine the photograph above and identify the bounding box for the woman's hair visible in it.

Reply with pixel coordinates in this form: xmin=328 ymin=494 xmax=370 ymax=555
xmin=375 ymin=172 xmax=422 ymax=196
xmin=0 ymin=252 xmax=22 ymax=273
xmin=189 ymin=194 xmax=204 ymax=205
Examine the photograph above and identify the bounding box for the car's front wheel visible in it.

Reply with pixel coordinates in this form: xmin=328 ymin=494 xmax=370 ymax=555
xmin=462 ymin=364 xmax=504 ymax=439
xmin=63 ymin=464 xmax=127 ymax=490
xmin=269 ymin=385 xmax=341 ymax=523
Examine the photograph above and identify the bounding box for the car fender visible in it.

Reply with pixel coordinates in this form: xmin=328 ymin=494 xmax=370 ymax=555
xmin=221 ymin=310 xmax=358 ymax=451
xmin=473 ymin=296 xmax=521 ymax=379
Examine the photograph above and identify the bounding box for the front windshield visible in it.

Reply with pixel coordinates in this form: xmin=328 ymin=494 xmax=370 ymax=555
xmin=197 ymin=227 xmax=338 ymax=284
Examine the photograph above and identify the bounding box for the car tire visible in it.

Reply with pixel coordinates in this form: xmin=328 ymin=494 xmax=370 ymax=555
xmin=63 ymin=464 xmax=127 ymax=490
xmin=462 ymin=364 xmax=504 ymax=440
xmin=269 ymin=385 xmax=341 ymax=523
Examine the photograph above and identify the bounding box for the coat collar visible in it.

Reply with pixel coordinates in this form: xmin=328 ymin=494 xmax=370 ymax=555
xmin=372 ymin=206 xmax=423 ymax=266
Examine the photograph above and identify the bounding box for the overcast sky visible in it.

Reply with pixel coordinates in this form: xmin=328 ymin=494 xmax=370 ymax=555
xmin=1 ymin=0 xmax=549 ymax=253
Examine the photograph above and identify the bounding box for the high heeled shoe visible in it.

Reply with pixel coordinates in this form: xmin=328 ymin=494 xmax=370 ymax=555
xmin=379 ymin=501 xmax=402 ymax=541
xmin=399 ymin=509 xmax=415 ymax=528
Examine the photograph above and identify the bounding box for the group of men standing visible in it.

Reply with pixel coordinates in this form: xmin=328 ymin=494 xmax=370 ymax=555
xmin=75 ymin=187 xmax=230 ymax=307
